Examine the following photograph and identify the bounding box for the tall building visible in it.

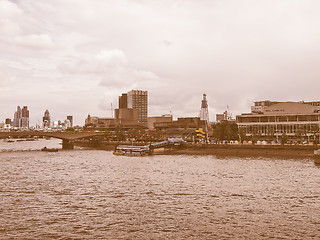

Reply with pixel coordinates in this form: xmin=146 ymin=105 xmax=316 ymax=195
xmin=67 ymin=116 xmax=73 ymax=127
xmin=127 ymin=90 xmax=148 ymax=127
xmin=13 ymin=106 xmax=22 ymax=128
xmin=21 ymin=106 xmax=29 ymax=128
xmin=119 ymin=93 xmax=128 ymax=109
xmin=13 ymin=106 xmax=29 ymax=128
xmin=200 ymin=93 xmax=209 ymax=122
xmin=43 ymin=109 xmax=51 ymax=128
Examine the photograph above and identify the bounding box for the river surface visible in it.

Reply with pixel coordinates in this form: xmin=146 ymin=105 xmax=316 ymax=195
xmin=0 ymin=139 xmax=319 ymax=239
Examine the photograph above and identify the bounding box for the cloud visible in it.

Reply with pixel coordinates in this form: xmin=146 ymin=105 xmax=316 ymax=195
xmin=13 ymin=33 xmax=55 ymax=49
xmin=0 ymin=0 xmax=22 ymax=36
xmin=1 ymin=0 xmax=320 ymax=125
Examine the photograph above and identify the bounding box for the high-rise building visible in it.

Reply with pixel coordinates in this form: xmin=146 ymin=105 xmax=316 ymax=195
xmin=119 ymin=93 xmax=128 ymax=109
xmin=67 ymin=116 xmax=73 ymax=127
xmin=21 ymin=106 xmax=29 ymax=128
xmin=13 ymin=106 xmax=22 ymax=128
xmin=127 ymin=90 xmax=148 ymax=126
xmin=43 ymin=109 xmax=51 ymax=128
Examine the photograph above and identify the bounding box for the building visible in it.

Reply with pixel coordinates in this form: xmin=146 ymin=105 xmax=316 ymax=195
xmin=43 ymin=109 xmax=51 ymax=128
xmin=21 ymin=106 xmax=29 ymax=128
xmin=13 ymin=106 xmax=29 ymax=129
xmin=236 ymin=100 xmax=320 ymax=141
xmin=85 ymin=114 xmax=99 ymax=127
xmin=154 ymin=117 xmax=206 ymax=131
xmin=13 ymin=106 xmax=22 ymax=128
xmin=67 ymin=116 xmax=73 ymax=127
xmin=5 ymin=118 xmax=11 ymax=126
xmin=127 ymin=90 xmax=148 ymax=127
xmin=147 ymin=115 xmax=173 ymax=129
xmin=119 ymin=93 xmax=128 ymax=109
xmin=216 ymin=111 xmax=232 ymax=122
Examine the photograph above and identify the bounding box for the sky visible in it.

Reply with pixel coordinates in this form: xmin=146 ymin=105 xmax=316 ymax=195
xmin=1 ymin=0 xmax=320 ymax=126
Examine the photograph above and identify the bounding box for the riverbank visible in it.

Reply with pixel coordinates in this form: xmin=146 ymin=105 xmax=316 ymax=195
xmin=75 ymin=141 xmax=319 ymax=159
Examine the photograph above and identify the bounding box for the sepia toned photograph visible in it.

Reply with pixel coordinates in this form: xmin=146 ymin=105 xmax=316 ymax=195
xmin=0 ymin=0 xmax=319 ymax=239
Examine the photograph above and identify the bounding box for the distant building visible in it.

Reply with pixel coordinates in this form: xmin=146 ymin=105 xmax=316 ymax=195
xmin=5 ymin=118 xmax=11 ymax=125
xmin=67 ymin=116 xmax=73 ymax=127
xmin=13 ymin=106 xmax=29 ymax=128
xmin=154 ymin=117 xmax=206 ymax=130
xmin=85 ymin=114 xmax=99 ymax=127
xmin=216 ymin=111 xmax=232 ymax=122
xmin=13 ymin=106 xmax=22 ymax=128
xmin=236 ymin=100 xmax=320 ymax=140
xmin=43 ymin=109 xmax=51 ymax=128
xmin=147 ymin=115 xmax=173 ymax=129
xmin=21 ymin=106 xmax=29 ymax=128
xmin=127 ymin=90 xmax=148 ymax=127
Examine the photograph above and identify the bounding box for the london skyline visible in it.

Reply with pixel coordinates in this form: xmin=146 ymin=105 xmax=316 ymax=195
xmin=1 ymin=0 xmax=320 ymax=126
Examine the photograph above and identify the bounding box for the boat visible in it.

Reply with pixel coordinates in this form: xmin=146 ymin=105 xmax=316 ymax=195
xmin=314 ymin=149 xmax=320 ymax=164
xmin=41 ymin=147 xmax=59 ymax=152
xmin=113 ymin=145 xmax=150 ymax=157
xmin=4 ymin=138 xmax=15 ymax=143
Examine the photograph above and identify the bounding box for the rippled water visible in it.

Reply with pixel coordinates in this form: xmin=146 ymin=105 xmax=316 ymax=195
xmin=0 ymin=140 xmax=319 ymax=239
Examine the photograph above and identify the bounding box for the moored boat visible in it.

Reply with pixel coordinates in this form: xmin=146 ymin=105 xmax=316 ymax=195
xmin=113 ymin=145 xmax=150 ymax=157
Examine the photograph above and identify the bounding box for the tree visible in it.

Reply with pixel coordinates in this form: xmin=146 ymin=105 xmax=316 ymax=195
xmin=211 ymin=121 xmax=239 ymax=141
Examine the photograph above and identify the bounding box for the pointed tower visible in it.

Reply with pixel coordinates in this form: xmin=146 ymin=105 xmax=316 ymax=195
xmin=200 ymin=93 xmax=209 ymax=123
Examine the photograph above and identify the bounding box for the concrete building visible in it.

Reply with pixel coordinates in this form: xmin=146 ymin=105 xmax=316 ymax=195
xmin=236 ymin=100 xmax=320 ymax=141
xmin=119 ymin=93 xmax=128 ymax=109
xmin=147 ymin=115 xmax=173 ymax=129
xmin=154 ymin=117 xmax=206 ymax=130
xmin=127 ymin=90 xmax=148 ymax=127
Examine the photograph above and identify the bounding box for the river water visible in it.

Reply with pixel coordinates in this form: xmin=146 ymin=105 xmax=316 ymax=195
xmin=0 ymin=139 xmax=319 ymax=239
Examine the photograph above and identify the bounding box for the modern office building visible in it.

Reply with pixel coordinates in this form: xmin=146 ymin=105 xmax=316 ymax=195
xmin=21 ymin=106 xmax=29 ymax=128
xmin=13 ymin=106 xmax=22 ymax=128
xmin=43 ymin=109 xmax=51 ymax=128
xmin=236 ymin=100 xmax=320 ymax=140
xmin=127 ymin=90 xmax=148 ymax=127
xmin=13 ymin=106 xmax=29 ymax=128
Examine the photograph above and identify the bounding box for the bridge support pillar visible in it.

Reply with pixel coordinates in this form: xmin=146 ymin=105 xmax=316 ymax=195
xmin=62 ymin=139 xmax=74 ymax=150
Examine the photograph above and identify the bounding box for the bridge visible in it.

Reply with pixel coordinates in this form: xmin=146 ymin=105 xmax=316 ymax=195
xmin=0 ymin=131 xmax=107 ymax=149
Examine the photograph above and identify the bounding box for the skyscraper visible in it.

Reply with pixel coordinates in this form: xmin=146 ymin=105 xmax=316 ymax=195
xmin=13 ymin=106 xmax=29 ymax=128
xmin=127 ymin=90 xmax=148 ymax=127
xmin=21 ymin=106 xmax=29 ymax=128
xmin=13 ymin=106 xmax=22 ymax=128
xmin=43 ymin=109 xmax=51 ymax=128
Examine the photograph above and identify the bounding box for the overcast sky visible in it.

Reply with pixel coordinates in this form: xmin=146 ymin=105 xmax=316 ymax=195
xmin=1 ymin=0 xmax=320 ymax=126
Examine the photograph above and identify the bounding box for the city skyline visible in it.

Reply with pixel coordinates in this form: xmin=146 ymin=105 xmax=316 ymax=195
xmin=1 ymin=0 xmax=320 ymax=126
